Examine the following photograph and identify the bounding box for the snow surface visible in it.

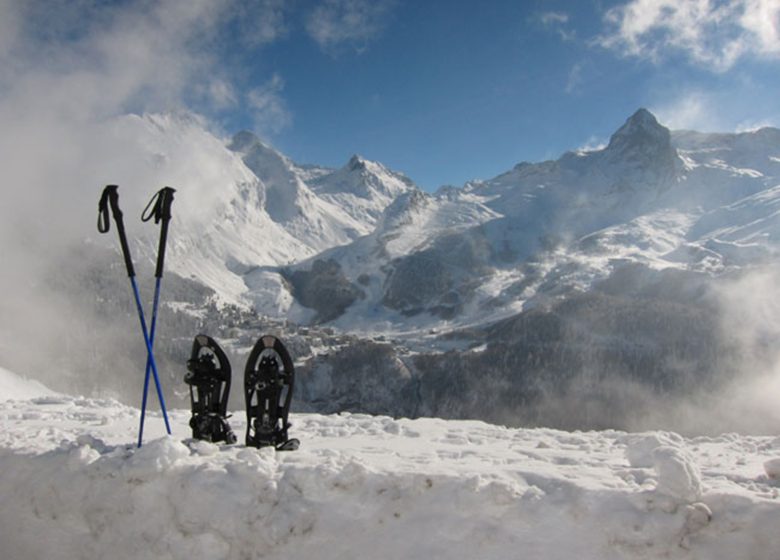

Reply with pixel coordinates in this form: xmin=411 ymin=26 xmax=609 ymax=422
xmin=2 ymin=368 xmax=780 ymax=559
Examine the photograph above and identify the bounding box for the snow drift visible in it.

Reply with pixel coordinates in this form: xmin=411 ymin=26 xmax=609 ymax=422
xmin=2 ymin=368 xmax=780 ymax=559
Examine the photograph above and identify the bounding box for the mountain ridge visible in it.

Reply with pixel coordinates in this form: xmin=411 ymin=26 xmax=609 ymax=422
xmin=107 ymin=109 xmax=780 ymax=336
xmin=263 ymin=109 xmax=780 ymax=332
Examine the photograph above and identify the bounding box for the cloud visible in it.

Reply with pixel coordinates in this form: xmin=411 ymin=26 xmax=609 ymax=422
xmin=650 ymin=86 xmax=780 ymax=132
xmin=597 ymin=0 xmax=780 ymax=72
xmin=205 ymin=79 xmax=239 ymax=110
xmin=305 ymin=0 xmax=396 ymax=53
xmin=565 ymin=62 xmax=584 ymax=94
xmin=235 ymin=0 xmax=291 ymax=47
xmin=575 ymin=135 xmax=608 ymax=153
xmin=0 ymin=0 xmax=293 ymax=243
xmin=537 ymin=10 xmax=576 ymax=41
xmin=651 ymin=91 xmax=724 ymax=131
xmin=0 ymin=1 xmax=220 ymax=242
xmin=540 ymin=11 xmax=569 ymax=26
xmin=247 ymin=74 xmax=293 ymax=134
xmin=735 ymin=117 xmax=778 ymax=132
xmin=0 ymin=0 xmax=289 ymax=387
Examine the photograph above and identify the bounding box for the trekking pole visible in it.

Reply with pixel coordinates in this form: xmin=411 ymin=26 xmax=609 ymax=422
xmin=137 ymin=187 xmax=176 ymax=447
xmin=97 ymin=185 xmax=172 ymax=446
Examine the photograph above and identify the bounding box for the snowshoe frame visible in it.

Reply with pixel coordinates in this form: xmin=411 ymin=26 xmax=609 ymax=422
xmin=184 ymin=334 xmax=236 ymax=444
xmin=244 ymin=335 xmax=298 ymax=450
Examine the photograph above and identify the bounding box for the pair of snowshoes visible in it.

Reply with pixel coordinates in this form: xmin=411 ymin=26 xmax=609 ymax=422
xmin=184 ymin=334 xmax=299 ymax=451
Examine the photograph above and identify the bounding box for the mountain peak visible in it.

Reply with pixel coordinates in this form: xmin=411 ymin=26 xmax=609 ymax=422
xmin=228 ymin=130 xmax=261 ymax=153
xmin=348 ymin=154 xmax=368 ymax=172
xmin=627 ymin=107 xmax=657 ymax=126
xmin=593 ymin=108 xmax=682 ymax=187
xmin=606 ymin=109 xmax=670 ymax=153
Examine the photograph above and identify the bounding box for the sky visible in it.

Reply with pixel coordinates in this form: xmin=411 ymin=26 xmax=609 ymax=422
xmin=1 ymin=0 xmax=780 ymax=192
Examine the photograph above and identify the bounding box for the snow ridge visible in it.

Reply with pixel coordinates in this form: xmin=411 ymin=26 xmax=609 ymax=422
xmin=2 ymin=371 xmax=780 ymax=560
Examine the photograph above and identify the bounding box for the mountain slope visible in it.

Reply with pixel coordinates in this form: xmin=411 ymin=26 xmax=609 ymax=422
xmin=96 ymin=116 xmax=418 ymax=306
xmin=276 ymin=109 xmax=780 ymax=331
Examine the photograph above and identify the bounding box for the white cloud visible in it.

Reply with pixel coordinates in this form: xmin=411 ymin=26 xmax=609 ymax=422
xmin=598 ymin=0 xmax=780 ymax=72
xmin=0 ymin=0 xmax=292 ymax=256
xmin=540 ymin=11 xmax=569 ymax=26
xmin=206 ymin=79 xmax=239 ymax=110
xmin=0 ymin=0 xmax=20 ymax=60
xmin=576 ymin=135 xmax=608 ymax=153
xmin=235 ymin=0 xmax=290 ymax=47
xmin=650 ymin=87 xmax=780 ymax=133
xmin=565 ymin=62 xmax=583 ymax=94
xmin=0 ymin=0 xmax=296 ymax=388
xmin=735 ymin=117 xmax=778 ymax=132
xmin=305 ymin=0 xmax=395 ymax=53
xmin=651 ymin=91 xmax=722 ymax=131
xmin=537 ymin=10 xmax=576 ymax=41
xmin=247 ymin=74 xmax=292 ymax=135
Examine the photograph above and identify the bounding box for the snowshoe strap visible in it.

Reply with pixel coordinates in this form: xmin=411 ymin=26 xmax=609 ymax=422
xmin=190 ymin=412 xmax=236 ymax=444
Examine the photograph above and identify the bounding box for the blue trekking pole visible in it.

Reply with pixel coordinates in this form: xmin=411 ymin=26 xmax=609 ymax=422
xmin=97 ymin=185 xmax=172 ymax=446
xmin=137 ymin=187 xmax=176 ymax=447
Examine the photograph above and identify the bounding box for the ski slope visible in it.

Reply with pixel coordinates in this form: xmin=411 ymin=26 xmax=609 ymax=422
xmin=2 ymin=367 xmax=780 ymax=560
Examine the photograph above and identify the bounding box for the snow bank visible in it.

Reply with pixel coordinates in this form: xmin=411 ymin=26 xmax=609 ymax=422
xmin=1 ymin=387 xmax=780 ymax=559
xmin=0 ymin=366 xmax=56 ymax=400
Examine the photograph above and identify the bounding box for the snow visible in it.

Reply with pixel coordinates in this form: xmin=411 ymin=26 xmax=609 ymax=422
xmin=0 ymin=366 xmax=56 ymax=400
xmin=2 ymin=368 xmax=780 ymax=559
xmin=256 ymin=112 xmax=780 ymax=335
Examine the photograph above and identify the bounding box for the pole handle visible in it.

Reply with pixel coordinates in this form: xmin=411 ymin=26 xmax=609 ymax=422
xmin=98 ymin=184 xmax=135 ymax=277
xmin=142 ymin=187 xmax=176 ymax=279
xmin=141 ymin=186 xmax=176 ymax=224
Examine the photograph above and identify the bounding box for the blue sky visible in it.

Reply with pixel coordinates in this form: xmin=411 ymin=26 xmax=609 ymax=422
xmin=220 ymin=0 xmax=780 ymax=189
xmin=3 ymin=0 xmax=780 ymax=190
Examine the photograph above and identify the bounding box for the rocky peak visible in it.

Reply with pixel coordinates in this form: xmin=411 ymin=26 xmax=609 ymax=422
xmin=601 ymin=108 xmax=681 ymax=184
xmin=606 ymin=108 xmax=672 ymax=155
xmin=228 ymin=130 xmax=260 ymax=153
xmin=348 ymin=154 xmax=368 ymax=172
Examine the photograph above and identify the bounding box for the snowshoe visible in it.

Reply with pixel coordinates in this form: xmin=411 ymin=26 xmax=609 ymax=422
xmin=244 ymin=335 xmax=299 ymax=451
xmin=184 ymin=334 xmax=236 ymax=444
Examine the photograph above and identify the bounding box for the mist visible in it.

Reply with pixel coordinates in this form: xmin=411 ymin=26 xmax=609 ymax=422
xmin=0 ymin=1 xmax=255 ymax=395
xmin=627 ymin=264 xmax=780 ymax=435
xmin=493 ymin=264 xmax=780 ymax=436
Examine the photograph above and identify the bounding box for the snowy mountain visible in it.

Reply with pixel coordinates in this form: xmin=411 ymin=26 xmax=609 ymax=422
xmin=3 ymin=367 xmax=780 ymax=560
xmin=309 ymin=154 xmax=417 ymax=225
xmin=94 ymin=116 xmax=418 ymax=306
xmin=99 ymin=109 xmax=780 ymax=334
xmin=262 ymin=110 xmax=780 ymax=430
xmin=272 ymin=109 xmax=780 ymax=332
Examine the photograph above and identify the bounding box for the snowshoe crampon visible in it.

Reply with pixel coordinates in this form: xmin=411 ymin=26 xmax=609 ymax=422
xmin=244 ymin=335 xmax=299 ymax=451
xmin=184 ymin=334 xmax=236 ymax=444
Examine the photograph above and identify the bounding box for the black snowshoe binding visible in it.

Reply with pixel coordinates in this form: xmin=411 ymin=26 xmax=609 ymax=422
xmin=244 ymin=335 xmax=299 ymax=451
xmin=184 ymin=334 xmax=237 ymax=444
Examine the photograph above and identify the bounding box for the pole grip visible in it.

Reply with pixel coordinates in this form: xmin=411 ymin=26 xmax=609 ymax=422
xmin=98 ymin=185 xmax=136 ymax=277
xmin=142 ymin=187 xmax=176 ymax=279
